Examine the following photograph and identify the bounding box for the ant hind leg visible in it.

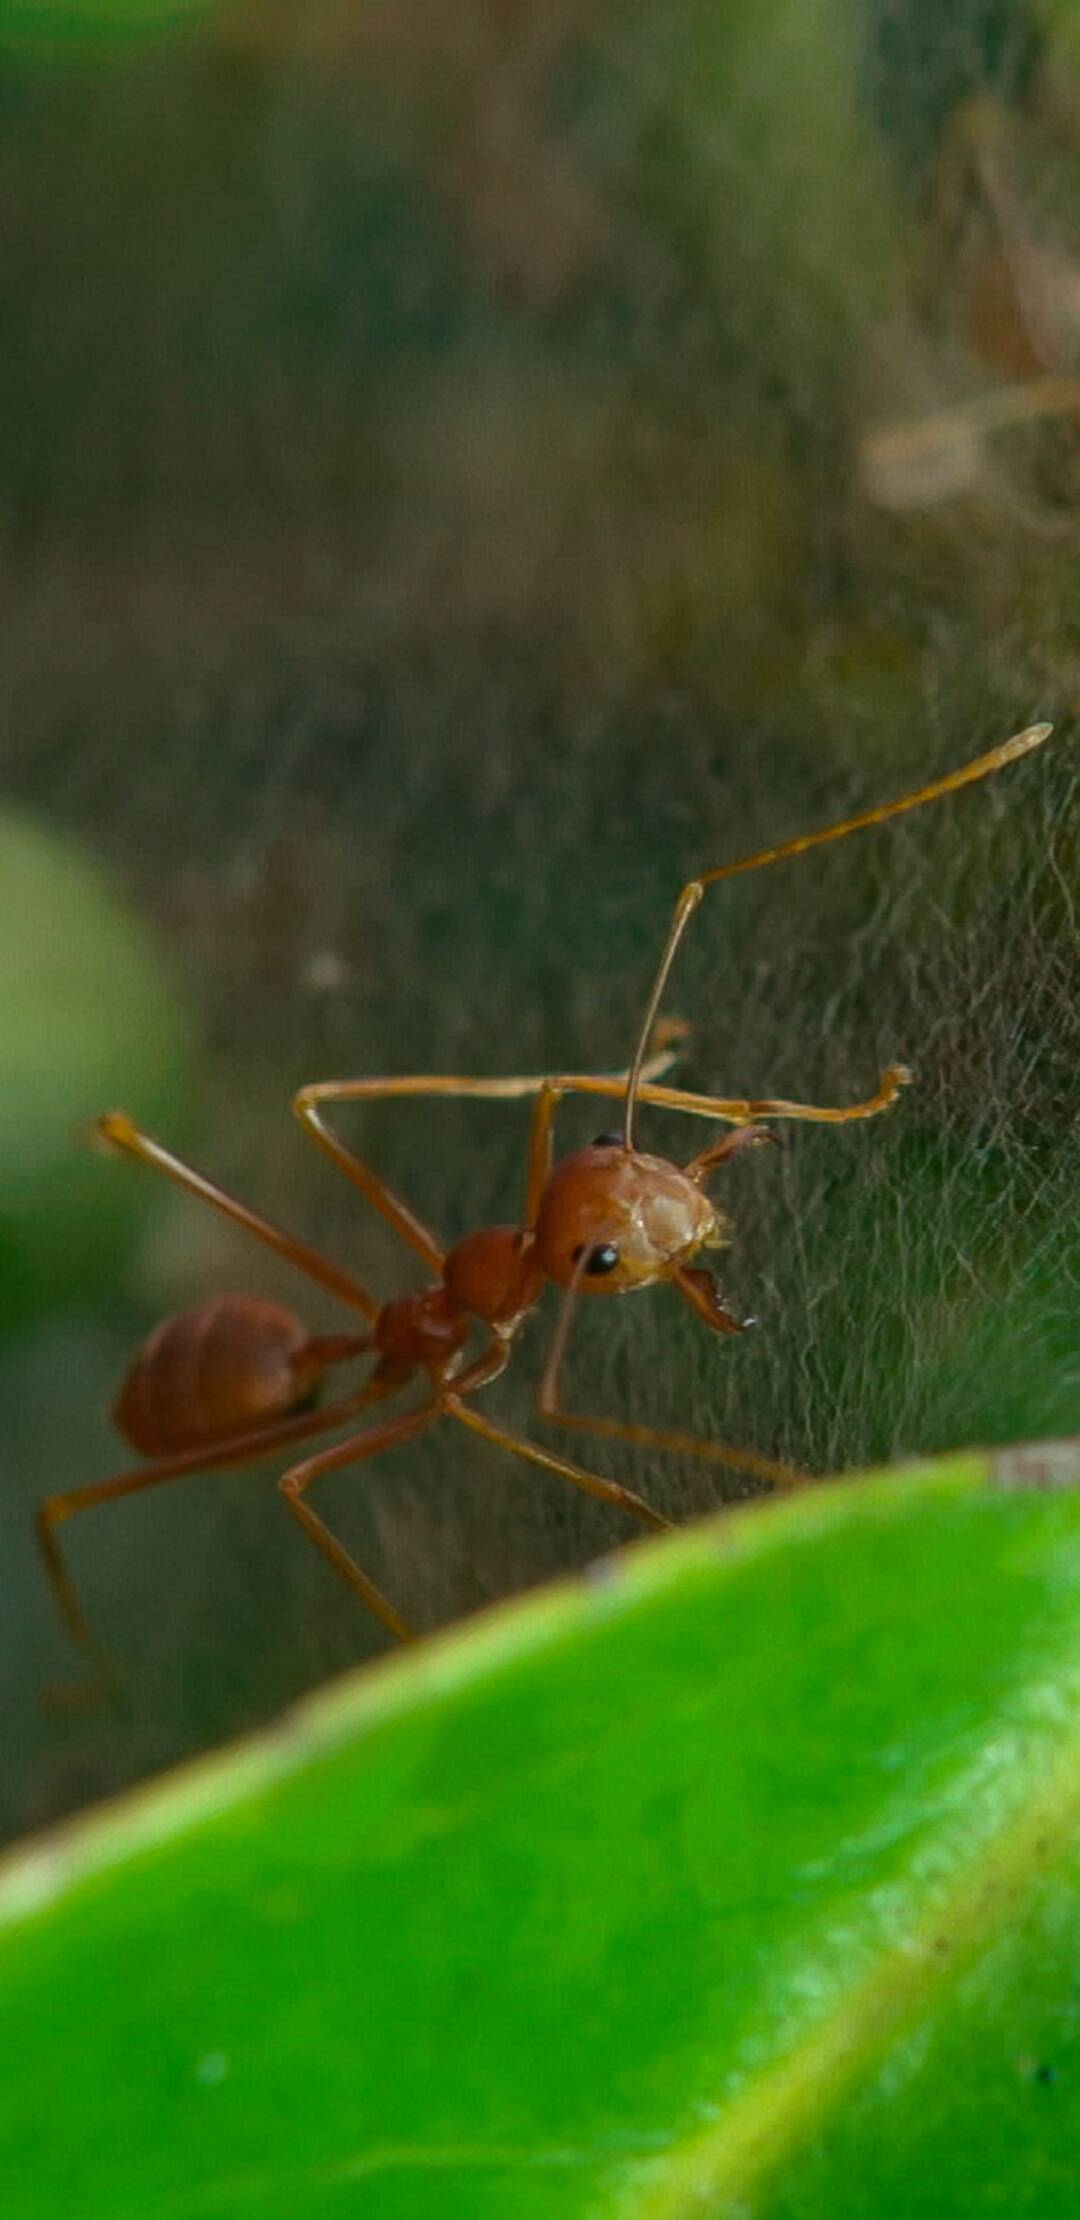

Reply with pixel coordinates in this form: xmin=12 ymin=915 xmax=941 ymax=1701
xmin=37 ymin=1378 xmax=398 ymax=1707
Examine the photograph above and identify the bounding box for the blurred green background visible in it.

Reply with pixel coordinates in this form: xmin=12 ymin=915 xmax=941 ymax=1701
xmin=1 ymin=0 xmax=1077 ymax=1847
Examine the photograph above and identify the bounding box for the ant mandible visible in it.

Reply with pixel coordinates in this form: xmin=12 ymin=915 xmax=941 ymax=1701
xmin=37 ymin=722 xmax=1052 ymax=1690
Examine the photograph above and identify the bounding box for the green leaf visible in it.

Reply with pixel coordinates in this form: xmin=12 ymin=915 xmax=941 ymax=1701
xmin=3 ymin=1445 xmax=1080 ymax=2217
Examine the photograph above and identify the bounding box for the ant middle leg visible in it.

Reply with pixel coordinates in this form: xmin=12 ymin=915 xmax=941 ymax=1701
xmin=279 ymin=1402 xmax=440 ymax=1643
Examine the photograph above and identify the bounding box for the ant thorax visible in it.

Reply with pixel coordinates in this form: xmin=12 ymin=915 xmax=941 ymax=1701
xmin=533 ymin=1142 xmax=720 ymax=1294
xmin=442 ymin=1225 xmax=546 ymax=1331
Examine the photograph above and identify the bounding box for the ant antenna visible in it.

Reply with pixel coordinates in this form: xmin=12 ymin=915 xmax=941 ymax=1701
xmin=621 ymin=722 xmax=1053 ymax=1153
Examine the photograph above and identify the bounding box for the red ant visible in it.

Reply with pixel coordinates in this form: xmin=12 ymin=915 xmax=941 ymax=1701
xmin=37 ymin=723 xmax=1052 ymax=1692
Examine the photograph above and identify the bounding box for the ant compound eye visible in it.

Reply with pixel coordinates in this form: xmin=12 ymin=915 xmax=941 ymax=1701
xmin=572 ymin=1241 xmax=620 ymax=1276
xmin=590 ymin=1131 xmax=623 ymax=1149
xmin=587 ymin=1243 xmax=620 ymax=1275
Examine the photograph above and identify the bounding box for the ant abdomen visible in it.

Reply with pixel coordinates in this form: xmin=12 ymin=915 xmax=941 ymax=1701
xmin=112 ymin=1295 xmax=329 ymax=1457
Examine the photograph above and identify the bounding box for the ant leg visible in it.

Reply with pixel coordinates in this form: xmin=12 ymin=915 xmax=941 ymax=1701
xmin=520 ymin=1028 xmax=690 ymax=1225
xmin=683 ymin=1124 xmax=776 ymax=1179
xmin=451 ymin=1340 xmax=514 ymax=1397
xmin=293 ymin=1084 xmax=446 ymax=1273
xmin=444 ymin=1395 xmax=672 ymax=1533
xmin=95 ymin=1113 xmax=378 ymax=1320
xmin=524 ymin=1083 xmax=560 ymax=1226
xmin=292 ymin=1032 xmax=687 ymax=1272
xmin=637 ymin=1061 xmax=912 ymax=1127
xmin=536 ymin=1273 xmax=808 ymax=1494
xmin=279 ymin=1403 xmax=439 ymax=1642
xmin=37 ymin=1378 xmax=398 ymax=1704
xmin=519 ymin=1065 xmax=899 ymax=1273
xmin=537 ymin=1402 xmax=808 ymax=1495
xmin=518 ymin=1062 xmax=913 ymax=1132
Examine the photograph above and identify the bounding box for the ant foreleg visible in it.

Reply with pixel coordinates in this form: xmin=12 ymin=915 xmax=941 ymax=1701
xmin=523 ymin=1061 xmax=913 ymax=1136
xmin=445 ymin=1396 xmax=672 ymax=1533
xmin=539 ymin=1401 xmax=809 ymax=1495
xmin=536 ymin=1268 xmax=807 ymax=1495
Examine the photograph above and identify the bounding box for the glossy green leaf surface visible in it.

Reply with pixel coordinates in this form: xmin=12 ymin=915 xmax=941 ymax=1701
xmin=2 ymin=1447 xmax=1080 ymax=2217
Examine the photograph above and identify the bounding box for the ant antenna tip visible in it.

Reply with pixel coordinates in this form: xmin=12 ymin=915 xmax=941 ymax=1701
xmin=1007 ymin=721 xmax=1053 ymax=757
xmin=92 ymin=1110 xmax=136 ymax=1152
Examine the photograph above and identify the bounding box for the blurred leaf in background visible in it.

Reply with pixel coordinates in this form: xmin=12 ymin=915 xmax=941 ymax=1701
xmin=0 ymin=812 xmax=194 ymax=1326
xmin=0 ymin=0 xmax=216 ymax=48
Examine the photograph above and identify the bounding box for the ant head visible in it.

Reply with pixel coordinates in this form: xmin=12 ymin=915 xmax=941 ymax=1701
xmin=533 ymin=1140 xmax=724 ymax=1294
